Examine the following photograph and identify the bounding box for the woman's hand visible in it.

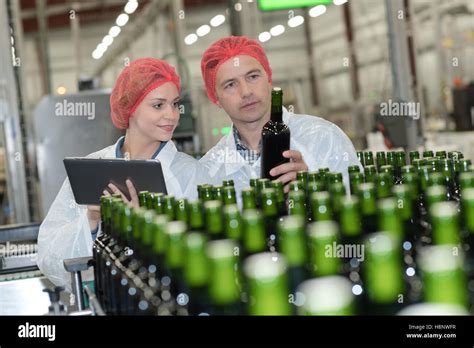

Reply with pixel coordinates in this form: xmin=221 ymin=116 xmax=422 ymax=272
xmin=87 ymin=205 xmax=101 ymax=231
xmin=103 ymin=179 xmax=140 ymax=209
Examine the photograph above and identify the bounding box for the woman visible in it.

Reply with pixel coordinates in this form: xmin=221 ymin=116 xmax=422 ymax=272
xmin=37 ymin=58 xmax=209 ymax=288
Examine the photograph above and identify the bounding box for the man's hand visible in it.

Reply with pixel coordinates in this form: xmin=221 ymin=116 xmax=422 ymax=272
xmin=269 ymin=150 xmax=308 ymax=193
xmin=103 ymin=179 xmax=140 ymax=209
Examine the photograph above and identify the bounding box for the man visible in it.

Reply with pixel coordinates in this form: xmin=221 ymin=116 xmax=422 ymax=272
xmin=199 ymin=36 xmax=361 ymax=204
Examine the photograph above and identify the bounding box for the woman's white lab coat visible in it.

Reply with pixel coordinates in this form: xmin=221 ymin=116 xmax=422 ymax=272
xmin=37 ymin=137 xmax=208 ymax=288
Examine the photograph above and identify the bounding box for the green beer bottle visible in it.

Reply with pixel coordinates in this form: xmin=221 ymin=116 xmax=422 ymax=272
xmin=223 ymin=204 xmax=243 ymax=241
xmin=288 ymin=191 xmax=307 ymax=220
xmin=340 ymin=196 xmax=362 ymax=244
xmin=271 ymin=180 xmax=286 ymax=216
xmin=249 ymin=178 xmax=257 ymax=189
xmin=459 ymin=172 xmax=474 ymax=198
xmin=297 ymin=276 xmax=356 ymax=315
xmin=201 ymin=185 xmax=214 ymax=202
xmin=184 ymin=232 xmax=210 ymax=315
xmin=151 ymin=214 xmax=169 ymax=278
xmin=277 ymin=216 xmax=310 ymax=292
xmin=204 ymin=200 xmax=225 ymax=240
xmin=189 ymin=200 xmax=204 ymax=231
xmin=376 ymin=151 xmax=387 ymax=171
xmin=349 ymin=172 xmax=364 ymax=195
xmin=318 ymin=167 xmax=330 ymax=188
xmin=364 ymin=151 xmax=375 ymax=166
xmin=164 ymin=221 xmax=188 ymax=300
xmin=357 ymin=183 xmax=377 ymax=233
xmin=423 ymin=150 xmax=434 ymax=158
xmin=393 ymin=185 xmax=416 ymax=256
xmin=378 ymin=198 xmax=404 ymax=243
xmin=213 ymin=186 xmax=224 ymax=203
xmin=241 ymin=187 xmax=257 ymax=211
xmin=307 ymin=221 xmax=341 ymax=276
xmin=261 ymin=188 xmax=279 ymax=250
xmin=363 ymin=233 xmax=405 ymax=315
xmin=242 ymin=210 xmax=267 ymax=256
xmin=222 ymin=186 xmax=237 ymax=206
xmin=430 ymin=201 xmax=461 ymax=245
xmin=152 ymin=193 xmax=165 ymax=215
xmin=207 ymin=239 xmax=243 ymax=315
xmin=296 ymin=171 xmax=308 ymax=189
xmin=310 ymin=192 xmax=333 ymax=222
xmin=145 ymin=192 xmax=155 ymax=210
xmin=138 ymin=191 xmax=149 ymax=207
xmin=175 ymin=198 xmax=189 ymax=226
xmin=256 ymin=178 xmax=271 ymax=208
xmin=376 ymin=172 xmax=393 ymax=199
xmin=364 ymin=165 xmax=377 ymax=183
xmin=243 ymin=252 xmax=292 ymax=315
xmin=397 ymin=302 xmax=468 ymax=315
xmin=394 ymin=151 xmax=406 ymax=183
xmin=386 ymin=151 xmax=395 ymax=166
xmin=223 ymin=179 xmax=234 ymax=187
xmin=418 ymin=245 xmax=468 ymax=308
xmin=163 ymin=195 xmax=175 ymax=220
xmin=409 ymin=151 xmax=420 ymax=164
xmin=460 ymin=188 xmax=474 ymax=276
xmin=357 ymin=151 xmax=364 ymax=166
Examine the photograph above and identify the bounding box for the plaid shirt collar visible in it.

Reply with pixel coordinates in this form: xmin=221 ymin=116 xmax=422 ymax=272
xmin=232 ymin=126 xmax=262 ymax=166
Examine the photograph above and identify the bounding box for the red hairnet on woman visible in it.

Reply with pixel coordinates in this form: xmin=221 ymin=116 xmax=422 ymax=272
xmin=37 ymin=58 xmax=209 ymax=288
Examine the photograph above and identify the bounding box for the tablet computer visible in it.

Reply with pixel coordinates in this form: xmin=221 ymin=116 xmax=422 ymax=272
xmin=63 ymin=157 xmax=168 ymax=205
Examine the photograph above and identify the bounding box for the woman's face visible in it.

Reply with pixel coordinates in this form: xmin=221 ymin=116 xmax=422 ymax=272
xmin=129 ymin=82 xmax=181 ymax=142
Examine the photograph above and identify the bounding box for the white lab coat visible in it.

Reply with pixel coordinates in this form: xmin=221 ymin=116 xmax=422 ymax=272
xmin=199 ymin=108 xmax=362 ymax=206
xmin=37 ymin=137 xmax=208 ymax=288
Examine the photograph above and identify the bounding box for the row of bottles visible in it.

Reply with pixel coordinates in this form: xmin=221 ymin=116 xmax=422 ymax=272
xmin=91 ymin=149 xmax=474 ymax=315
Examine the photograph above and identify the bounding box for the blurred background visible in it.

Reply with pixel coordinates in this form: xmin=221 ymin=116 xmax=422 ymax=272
xmin=0 ymin=0 xmax=473 ymax=224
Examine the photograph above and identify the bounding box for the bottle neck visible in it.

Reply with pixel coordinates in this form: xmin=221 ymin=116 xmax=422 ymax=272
xmin=271 ymin=92 xmax=283 ymax=123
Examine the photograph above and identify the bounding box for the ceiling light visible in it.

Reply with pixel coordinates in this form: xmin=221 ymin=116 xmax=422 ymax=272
xmin=92 ymin=49 xmax=103 ymax=60
xmin=288 ymin=15 xmax=304 ymax=28
xmin=116 ymin=13 xmax=129 ymax=27
xmin=270 ymin=25 xmax=285 ymax=36
xmin=109 ymin=26 xmax=121 ymax=38
xmin=210 ymin=14 xmax=226 ymax=27
xmin=124 ymin=0 xmax=139 ymax=14
xmin=258 ymin=31 xmax=271 ymax=42
xmin=196 ymin=24 xmax=211 ymax=37
xmin=102 ymin=35 xmax=114 ymax=46
xmin=309 ymin=5 xmax=327 ymax=17
xmin=184 ymin=33 xmax=198 ymax=45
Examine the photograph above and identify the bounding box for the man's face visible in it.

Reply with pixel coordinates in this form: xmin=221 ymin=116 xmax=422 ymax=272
xmin=215 ymin=55 xmax=272 ymax=125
